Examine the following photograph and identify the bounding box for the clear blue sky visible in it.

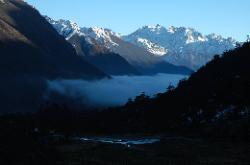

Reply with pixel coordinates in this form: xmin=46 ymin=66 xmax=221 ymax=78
xmin=25 ymin=0 xmax=249 ymax=41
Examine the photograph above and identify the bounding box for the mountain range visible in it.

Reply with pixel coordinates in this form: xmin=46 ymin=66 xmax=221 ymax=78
xmin=46 ymin=17 xmax=237 ymax=71
xmin=124 ymin=25 xmax=237 ymax=69
xmin=46 ymin=17 xmax=193 ymax=75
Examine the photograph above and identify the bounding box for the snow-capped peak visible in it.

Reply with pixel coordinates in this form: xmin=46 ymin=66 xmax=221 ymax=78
xmin=81 ymin=27 xmax=119 ymax=47
xmin=124 ymin=25 xmax=237 ymax=69
xmin=46 ymin=16 xmax=83 ymax=40
xmin=46 ymin=16 xmax=120 ymax=48
xmin=167 ymin=26 xmax=207 ymax=43
xmin=140 ymin=24 xmax=166 ymax=35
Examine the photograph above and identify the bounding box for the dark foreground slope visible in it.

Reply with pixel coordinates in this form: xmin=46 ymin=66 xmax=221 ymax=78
xmin=0 ymin=0 xmax=106 ymax=78
xmin=0 ymin=0 xmax=107 ymax=113
xmin=120 ymin=42 xmax=250 ymax=136
xmin=152 ymin=42 xmax=250 ymax=121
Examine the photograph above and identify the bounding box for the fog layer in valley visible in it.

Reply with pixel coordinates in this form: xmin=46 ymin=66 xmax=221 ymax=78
xmin=47 ymin=74 xmax=186 ymax=107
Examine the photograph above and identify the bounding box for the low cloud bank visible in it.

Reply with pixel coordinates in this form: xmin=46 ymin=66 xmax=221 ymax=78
xmin=47 ymin=74 xmax=186 ymax=107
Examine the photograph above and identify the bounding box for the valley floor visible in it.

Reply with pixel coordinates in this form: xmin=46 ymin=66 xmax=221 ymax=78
xmin=50 ymin=137 xmax=250 ymax=165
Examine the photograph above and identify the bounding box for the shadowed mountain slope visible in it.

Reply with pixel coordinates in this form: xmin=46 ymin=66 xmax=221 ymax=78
xmin=0 ymin=0 xmax=107 ymax=113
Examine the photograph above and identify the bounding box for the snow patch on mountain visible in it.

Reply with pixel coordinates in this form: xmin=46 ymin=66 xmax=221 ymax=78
xmin=128 ymin=37 xmax=168 ymax=56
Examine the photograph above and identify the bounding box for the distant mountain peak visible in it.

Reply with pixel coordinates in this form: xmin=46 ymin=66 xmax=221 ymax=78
xmin=46 ymin=17 xmax=121 ymax=48
xmin=167 ymin=26 xmax=177 ymax=33
xmin=140 ymin=24 xmax=166 ymax=34
xmin=124 ymin=25 xmax=237 ymax=69
xmin=81 ymin=26 xmax=119 ymax=47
